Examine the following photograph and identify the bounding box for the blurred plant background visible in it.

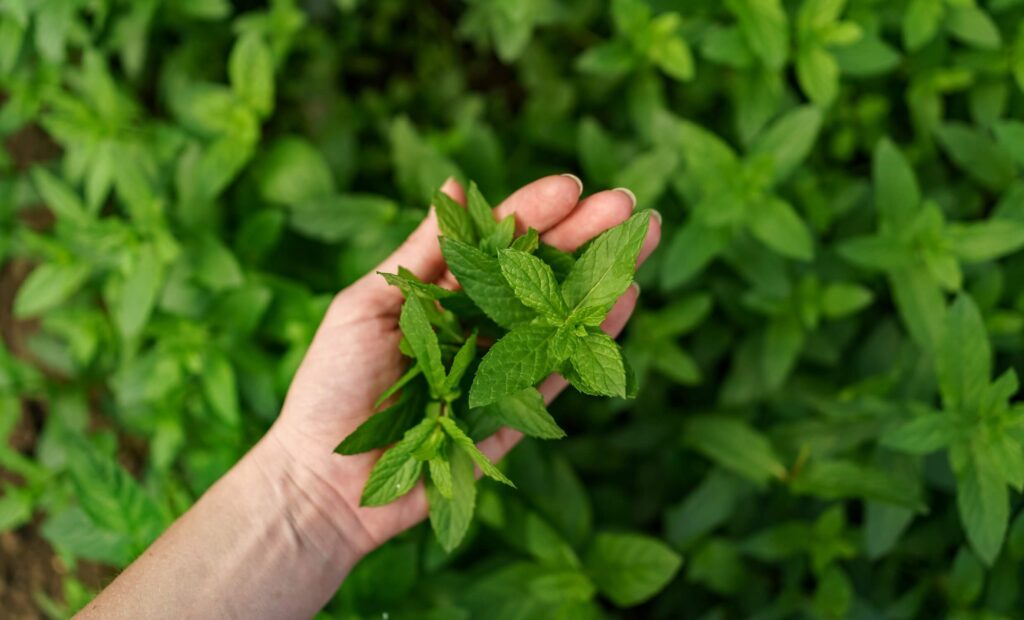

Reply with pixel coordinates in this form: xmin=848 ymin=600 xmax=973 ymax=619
xmin=6 ymin=0 xmax=1024 ymax=617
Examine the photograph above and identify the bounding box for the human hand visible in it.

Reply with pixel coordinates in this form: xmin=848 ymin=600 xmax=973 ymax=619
xmin=268 ymin=174 xmax=661 ymax=559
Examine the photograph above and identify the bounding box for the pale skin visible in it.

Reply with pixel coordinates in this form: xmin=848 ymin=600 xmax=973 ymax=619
xmin=77 ymin=175 xmax=662 ymax=619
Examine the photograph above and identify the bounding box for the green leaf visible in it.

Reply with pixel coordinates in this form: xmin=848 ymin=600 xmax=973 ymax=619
xmin=466 ymin=181 xmax=497 ymax=237
xmin=67 ymin=441 xmax=164 ymax=550
xmin=201 ymin=350 xmax=240 ymax=426
xmin=820 ymin=282 xmax=873 ymax=318
xmin=945 ymin=220 xmax=1024 ymax=263
xmin=361 ymin=419 xmax=435 ymax=506
xmin=614 ymin=147 xmax=678 ymax=206
xmin=661 ymin=220 xmax=728 ymax=289
xmin=726 ymin=0 xmax=789 ymax=70
xmin=748 ymin=197 xmax=814 ymax=261
xmin=935 ymin=123 xmax=1016 ymax=192
xmin=890 ymin=264 xmax=946 ymax=351
xmin=562 ymin=211 xmax=649 ymax=319
xmin=427 ymin=446 xmax=476 ymax=553
xmin=441 ymin=237 xmax=536 ymax=329
xmin=566 ymin=331 xmax=628 ymax=398
xmin=399 ymin=297 xmax=447 ymax=396
xmin=903 ymin=0 xmax=944 ymax=51
xmin=873 ymin=138 xmax=920 ymax=230
xmin=428 ymin=456 xmax=453 ymax=499
xmin=469 ymin=325 xmax=556 ymax=408
xmin=881 ymin=412 xmax=958 ymax=454
xmin=255 ymin=137 xmax=334 ymax=206
xmin=946 ymin=6 xmax=1001 ymax=50
xmin=291 ymin=194 xmax=397 ymax=243
xmin=576 ymin=40 xmax=636 ymax=77
xmin=790 ymin=459 xmax=925 ymax=511
xmin=337 ymin=382 xmax=427 ymax=455
xmin=14 ymin=262 xmax=90 ymax=318
xmin=683 ymin=416 xmax=786 ymax=486
xmin=937 ymin=295 xmax=991 ymax=412
xmin=796 ymin=46 xmax=839 ymax=106
xmin=585 ymin=532 xmax=683 ymax=607
xmin=475 ymin=388 xmax=565 ymax=440
xmin=114 ymin=244 xmax=163 ymax=338
xmin=445 ymin=332 xmax=478 ymax=395
xmin=229 ymin=31 xmax=274 ymax=118
xmin=750 ymin=105 xmax=823 ymax=183
xmin=440 ymin=416 xmax=514 ymax=487
xmin=498 ymin=249 xmax=568 ymax=321
xmin=957 ymin=452 xmax=1009 ymax=565
xmin=31 ymin=167 xmax=88 ymax=224
xmin=434 ymin=189 xmax=477 ymax=245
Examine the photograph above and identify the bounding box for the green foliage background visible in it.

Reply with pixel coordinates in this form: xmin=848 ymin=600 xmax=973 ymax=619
xmin=6 ymin=0 xmax=1024 ymax=616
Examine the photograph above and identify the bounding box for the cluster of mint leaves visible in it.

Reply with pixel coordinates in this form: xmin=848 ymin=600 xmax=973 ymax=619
xmin=336 ymin=182 xmax=649 ymax=551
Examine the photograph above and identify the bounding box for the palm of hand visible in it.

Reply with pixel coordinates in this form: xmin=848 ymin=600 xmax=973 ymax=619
xmin=268 ymin=176 xmax=660 ymax=554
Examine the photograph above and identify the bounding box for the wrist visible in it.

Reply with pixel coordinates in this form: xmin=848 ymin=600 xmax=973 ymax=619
xmin=255 ymin=424 xmax=377 ymax=561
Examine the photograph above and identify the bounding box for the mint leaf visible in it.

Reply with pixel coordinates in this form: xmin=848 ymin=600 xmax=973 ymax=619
xmin=548 ymin=323 xmax=579 ymax=364
xmin=498 ymin=249 xmax=569 ymax=321
xmin=338 ymin=382 xmax=427 ymax=455
xmin=229 ymin=31 xmax=274 ymax=118
xmin=937 ymin=295 xmax=990 ymax=413
xmin=466 ymin=181 xmax=497 ymax=237
xmin=562 ymin=211 xmax=649 ymax=320
xmin=434 ymin=189 xmax=477 ymax=244
xmin=440 ymin=237 xmax=536 ymax=329
xmin=748 ymin=197 xmax=814 ymax=261
xmin=14 ymin=262 xmax=90 ymax=318
xmin=481 ymin=214 xmax=516 ymax=254
xmin=428 ymin=456 xmax=453 ymax=498
xmin=873 ymin=138 xmax=920 ymax=229
xmin=439 ymin=416 xmax=514 ymax=487
xmin=427 ymin=446 xmax=476 ymax=552
xmin=585 ymin=532 xmax=683 ymax=607
xmin=469 ymin=325 xmax=557 ymax=408
xmin=510 ymin=228 xmax=540 ymax=253
xmin=683 ymin=415 xmax=786 ymax=486
xmin=380 ymin=271 xmax=457 ymax=300
xmin=444 ymin=332 xmax=478 ymax=396
xmin=565 ymin=331 xmax=628 ymax=398
xmin=374 ymin=364 xmax=423 ymax=409
xmin=476 ymin=388 xmax=565 ymax=439
xmin=361 ymin=419 xmax=435 ymax=506
xmin=957 ymin=451 xmax=1009 ymax=565
xmin=399 ymin=297 xmax=447 ymax=396
xmin=881 ymin=412 xmax=958 ymax=455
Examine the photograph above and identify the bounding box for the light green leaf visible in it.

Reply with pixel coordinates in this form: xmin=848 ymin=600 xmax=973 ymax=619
xmin=562 ymin=211 xmax=649 ymax=318
xmin=873 ymin=138 xmax=920 ymax=230
xmin=427 ymin=446 xmax=476 ymax=553
xmin=748 ymin=197 xmax=814 ymax=261
xmin=726 ymin=0 xmax=789 ymax=70
xmin=434 ymin=189 xmax=477 ymax=245
xmin=904 ymin=0 xmax=944 ymax=51
xmin=114 ymin=244 xmax=163 ymax=338
xmin=469 ymin=325 xmax=556 ymax=408
xmin=428 ymin=456 xmax=453 ymax=499
xmin=937 ymin=295 xmax=991 ymax=412
xmin=441 ymin=237 xmax=536 ymax=329
xmin=750 ymin=106 xmax=823 ymax=183
xmin=361 ymin=419 xmax=435 ymax=506
xmin=440 ymin=416 xmax=514 ymax=487
xmin=445 ymin=332 xmax=478 ymax=395
xmin=935 ymin=123 xmax=1015 ymax=192
xmin=566 ymin=331 xmax=628 ymax=398
xmin=476 ymin=388 xmax=565 ymax=439
xmin=796 ymin=46 xmax=839 ymax=106
xmin=946 ymin=6 xmax=1002 ymax=50
xmin=945 ymin=220 xmax=1024 ymax=263
xmin=820 ymin=282 xmax=873 ymax=318
xmin=337 ymin=382 xmax=427 ymax=455
xmin=399 ymin=297 xmax=447 ymax=396
xmin=229 ymin=31 xmax=274 ymax=118
xmin=881 ymin=412 xmax=958 ymax=454
xmin=585 ymin=532 xmax=683 ymax=607
xmin=957 ymin=452 xmax=1008 ymax=565
xmin=498 ymin=249 xmax=568 ymax=321
xmin=466 ymin=181 xmax=497 ymax=237
xmin=14 ymin=262 xmax=90 ymax=319
xmin=201 ymin=350 xmax=240 ymax=426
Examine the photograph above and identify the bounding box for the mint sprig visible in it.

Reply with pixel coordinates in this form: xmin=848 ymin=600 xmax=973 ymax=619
xmin=340 ymin=181 xmax=647 ymax=552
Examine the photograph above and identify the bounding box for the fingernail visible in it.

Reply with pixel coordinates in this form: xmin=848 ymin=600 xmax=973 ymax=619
xmin=561 ymin=173 xmax=583 ymax=196
xmin=630 ymin=282 xmax=642 ymax=296
xmin=614 ymin=187 xmax=637 ymax=209
xmin=650 ymin=210 xmax=663 ymax=225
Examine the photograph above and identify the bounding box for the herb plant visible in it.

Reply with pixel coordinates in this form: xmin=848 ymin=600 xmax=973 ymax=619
xmin=339 ymin=184 xmax=649 ymax=551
